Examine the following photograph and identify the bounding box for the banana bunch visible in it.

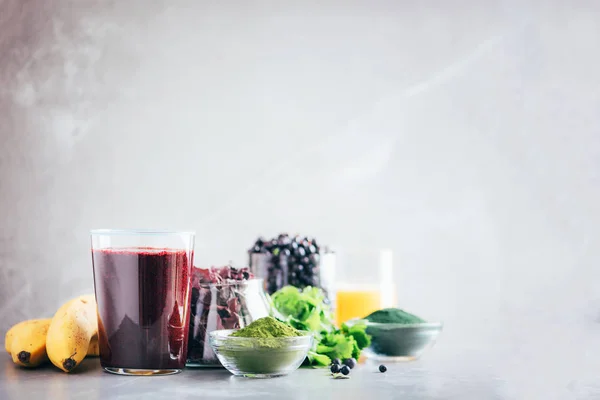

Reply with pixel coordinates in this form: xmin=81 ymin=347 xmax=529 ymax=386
xmin=4 ymin=294 xmax=99 ymax=373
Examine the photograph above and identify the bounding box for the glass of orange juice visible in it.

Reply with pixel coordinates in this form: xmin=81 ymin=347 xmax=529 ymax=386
xmin=331 ymin=249 xmax=396 ymax=327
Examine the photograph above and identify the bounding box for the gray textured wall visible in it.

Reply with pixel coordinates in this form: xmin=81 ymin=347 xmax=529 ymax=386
xmin=1 ymin=0 xmax=600 ymax=393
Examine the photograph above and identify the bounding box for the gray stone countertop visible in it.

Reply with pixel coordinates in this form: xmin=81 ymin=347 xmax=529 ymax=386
xmin=1 ymin=338 xmax=599 ymax=400
xmin=0 ymin=352 xmax=489 ymax=400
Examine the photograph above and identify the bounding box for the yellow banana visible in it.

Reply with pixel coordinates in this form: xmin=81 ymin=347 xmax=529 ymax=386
xmin=5 ymin=319 xmax=52 ymax=367
xmin=46 ymin=294 xmax=98 ymax=372
xmin=86 ymin=334 xmax=99 ymax=357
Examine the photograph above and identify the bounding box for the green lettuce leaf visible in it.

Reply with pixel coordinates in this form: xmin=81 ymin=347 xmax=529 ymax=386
xmin=270 ymin=285 xmax=371 ymax=367
xmin=307 ymin=351 xmax=331 ymax=367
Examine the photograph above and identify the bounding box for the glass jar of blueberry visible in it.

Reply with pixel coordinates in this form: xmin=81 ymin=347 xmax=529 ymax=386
xmin=186 ymin=265 xmax=270 ymax=367
xmin=248 ymin=233 xmax=335 ymax=296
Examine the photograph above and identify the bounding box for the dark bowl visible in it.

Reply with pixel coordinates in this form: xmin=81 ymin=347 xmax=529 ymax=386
xmin=347 ymin=319 xmax=443 ymax=361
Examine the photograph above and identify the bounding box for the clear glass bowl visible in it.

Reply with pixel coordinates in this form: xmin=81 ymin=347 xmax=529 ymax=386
xmin=347 ymin=319 xmax=443 ymax=361
xmin=186 ymin=278 xmax=270 ymax=367
xmin=208 ymin=330 xmax=313 ymax=378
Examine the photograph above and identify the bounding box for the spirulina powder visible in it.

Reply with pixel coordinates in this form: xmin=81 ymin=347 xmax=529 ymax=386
xmin=224 ymin=317 xmax=306 ymax=375
xmin=232 ymin=316 xmax=301 ymax=340
xmin=364 ymin=308 xmax=425 ymax=324
xmin=363 ymin=308 xmax=427 ymax=357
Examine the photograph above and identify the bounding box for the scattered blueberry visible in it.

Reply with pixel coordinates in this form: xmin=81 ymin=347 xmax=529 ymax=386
xmin=330 ymin=364 xmax=340 ymax=374
xmin=332 ymin=358 xmax=341 ymax=365
xmin=379 ymin=364 xmax=387 ymax=373
xmin=340 ymin=365 xmax=350 ymax=376
xmin=343 ymin=358 xmax=356 ymax=369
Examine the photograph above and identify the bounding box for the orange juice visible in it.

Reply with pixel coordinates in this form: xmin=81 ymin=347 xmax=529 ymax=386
xmin=335 ymin=289 xmax=382 ymax=326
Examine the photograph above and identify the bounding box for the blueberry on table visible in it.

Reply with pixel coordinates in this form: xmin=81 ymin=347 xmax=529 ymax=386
xmin=330 ymin=364 xmax=340 ymax=374
xmin=379 ymin=365 xmax=387 ymax=373
xmin=340 ymin=365 xmax=350 ymax=376
xmin=343 ymin=358 xmax=356 ymax=369
xmin=332 ymin=358 xmax=341 ymax=365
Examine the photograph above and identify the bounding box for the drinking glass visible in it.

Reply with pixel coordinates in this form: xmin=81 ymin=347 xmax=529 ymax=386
xmin=331 ymin=248 xmax=396 ymax=326
xmin=91 ymin=229 xmax=195 ymax=376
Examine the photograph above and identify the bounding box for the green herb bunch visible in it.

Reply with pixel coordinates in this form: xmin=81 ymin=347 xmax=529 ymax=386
xmin=270 ymin=286 xmax=371 ymax=367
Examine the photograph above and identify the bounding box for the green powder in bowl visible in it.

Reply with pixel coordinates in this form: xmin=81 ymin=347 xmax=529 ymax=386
xmin=209 ymin=317 xmax=313 ymax=378
xmin=364 ymin=308 xmax=426 ymax=324
xmin=231 ymin=316 xmax=301 ymax=339
xmin=348 ymin=308 xmax=442 ymax=361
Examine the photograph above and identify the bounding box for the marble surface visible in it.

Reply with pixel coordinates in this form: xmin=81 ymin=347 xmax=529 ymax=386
xmin=1 ymin=342 xmax=599 ymax=400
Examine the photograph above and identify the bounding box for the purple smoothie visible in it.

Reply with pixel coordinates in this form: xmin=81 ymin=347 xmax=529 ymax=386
xmin=92 ymin=247 xmax=192 ymax=370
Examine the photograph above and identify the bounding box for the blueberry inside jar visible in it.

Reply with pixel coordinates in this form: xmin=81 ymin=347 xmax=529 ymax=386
xmin=186 ymin=265 xmax=269 ymax=367
xmin=248 ymin=233 xmax=332 ymax=296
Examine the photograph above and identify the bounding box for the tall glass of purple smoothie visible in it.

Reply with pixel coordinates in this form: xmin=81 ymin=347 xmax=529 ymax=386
xmin=91 ymin=229 xmax=195 ymax=376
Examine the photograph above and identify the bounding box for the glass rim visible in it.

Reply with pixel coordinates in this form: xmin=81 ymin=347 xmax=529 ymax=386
xmin=209 ymin=329 xmax=313 ymax=342
xmin=90 ymin=229 xmax=195 ymax=236
xmin=347 ymin=318 xmax=444 ymax=329
xmin=196 ymin=278 xmax=263 ymax=288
